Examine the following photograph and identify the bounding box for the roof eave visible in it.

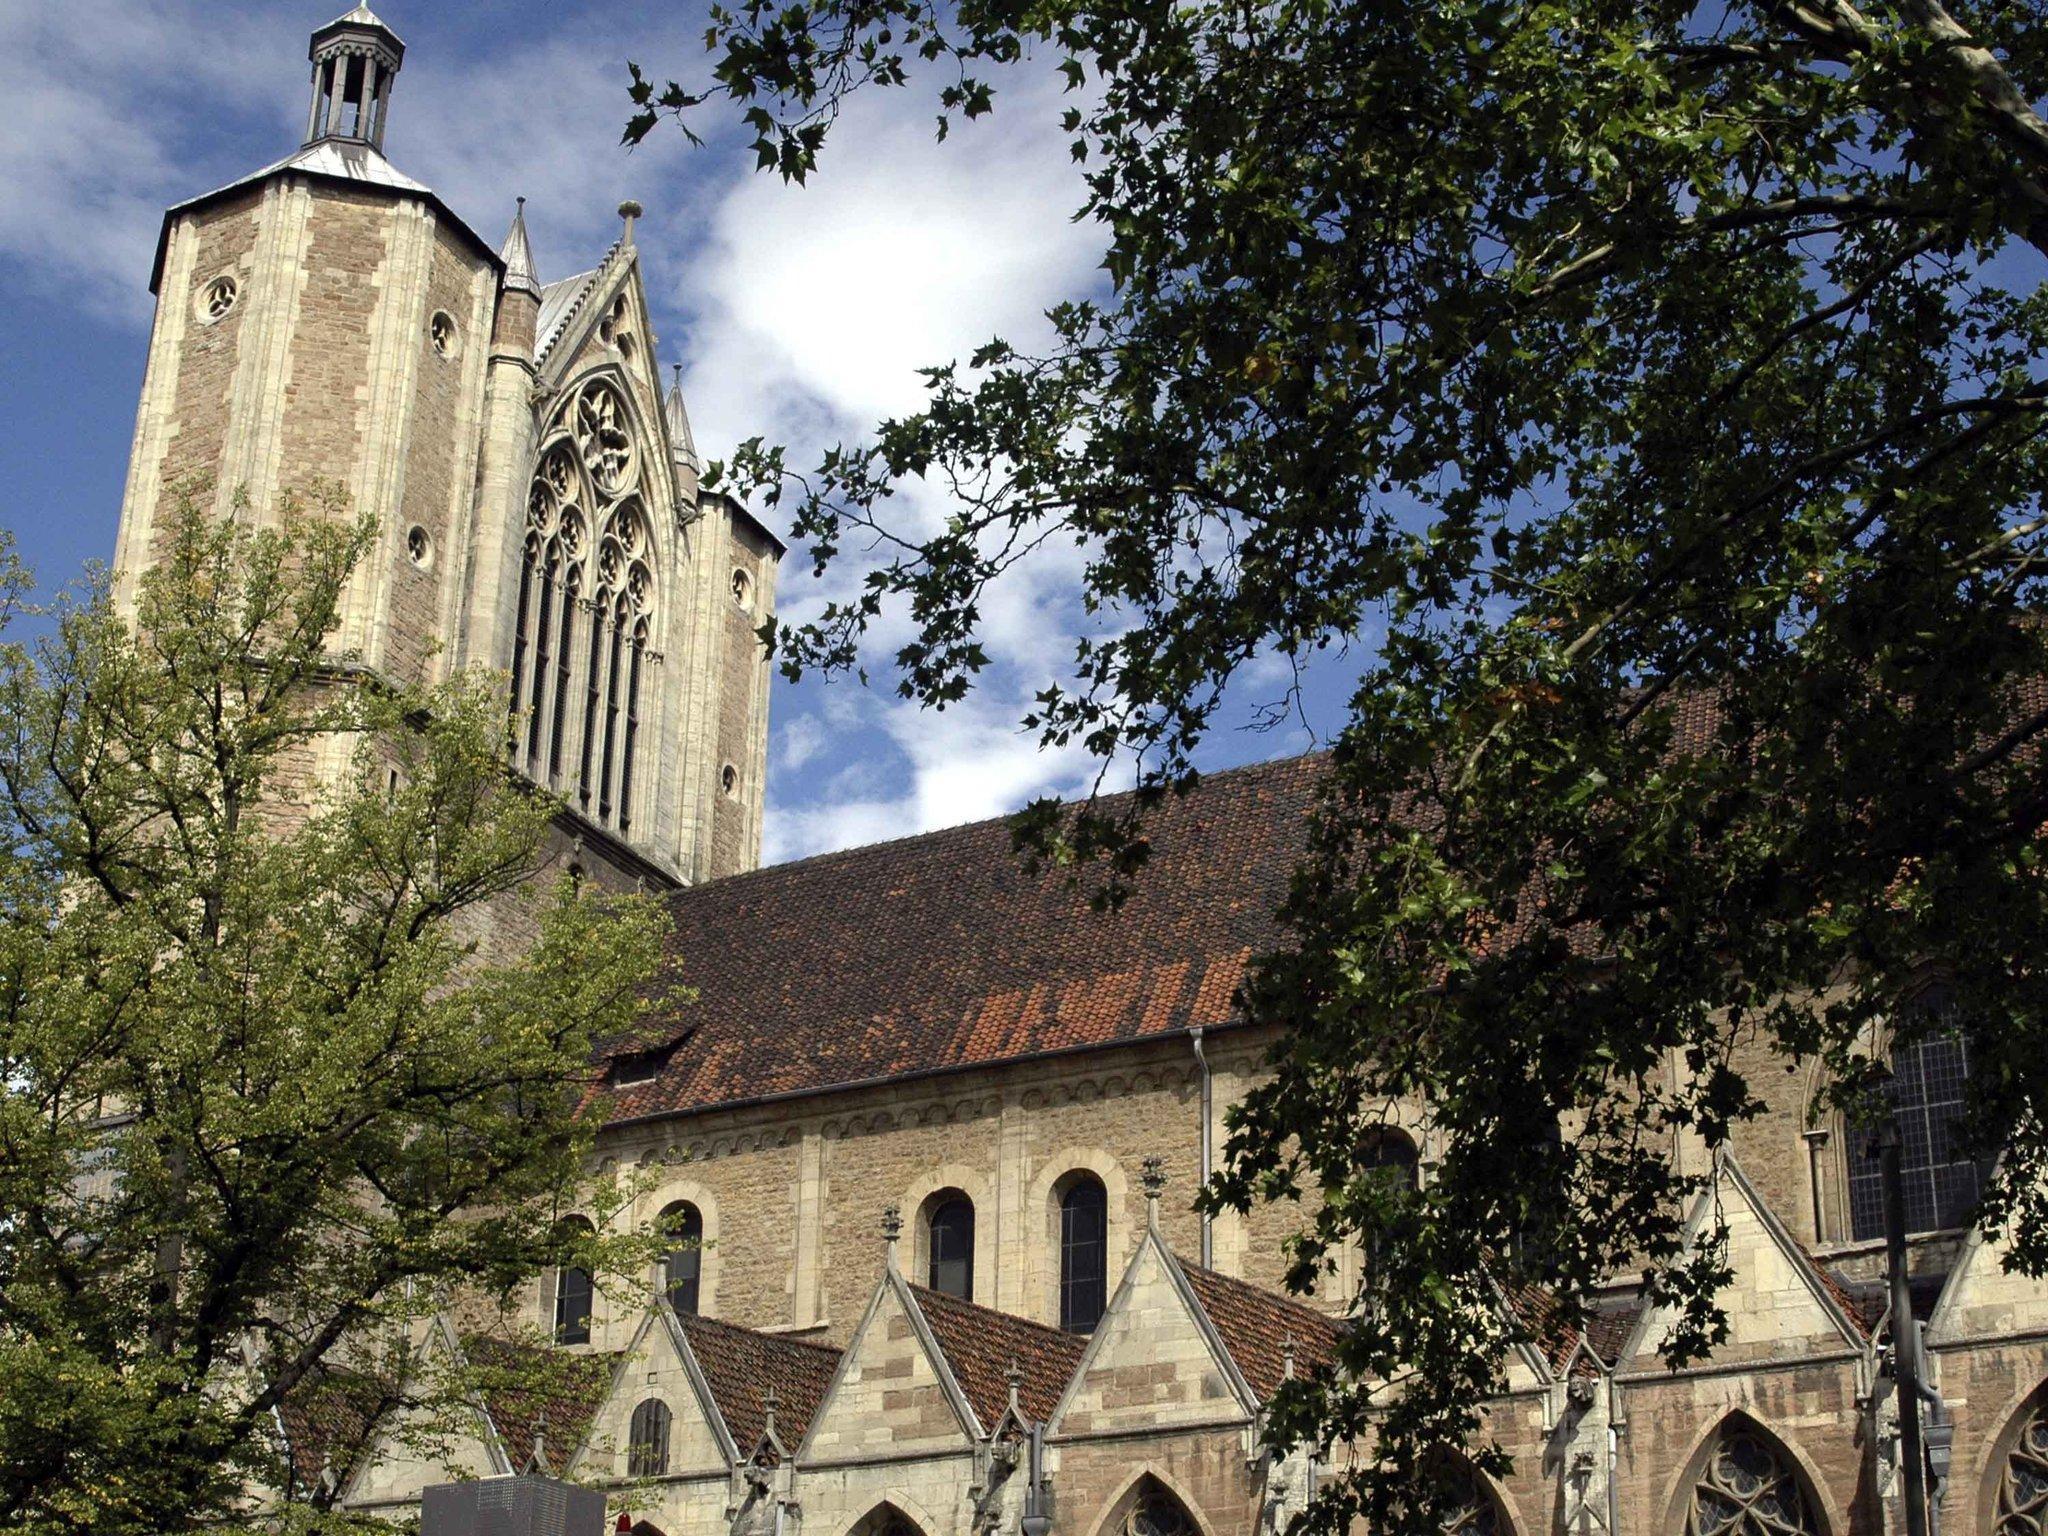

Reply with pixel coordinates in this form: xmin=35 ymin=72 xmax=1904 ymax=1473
xmin=149 ymin=166 xmax=503 ymax=296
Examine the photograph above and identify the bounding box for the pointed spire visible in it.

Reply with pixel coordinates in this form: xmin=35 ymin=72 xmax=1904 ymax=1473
xmin=762 ymin=1384 xmax=780 ymax=1445
xmin=500 ymin=197 xmax=541 ymax=298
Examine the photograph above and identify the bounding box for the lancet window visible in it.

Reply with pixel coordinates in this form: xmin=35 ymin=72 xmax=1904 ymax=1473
xmin=512 ymin=377 xmax=657 ymax=836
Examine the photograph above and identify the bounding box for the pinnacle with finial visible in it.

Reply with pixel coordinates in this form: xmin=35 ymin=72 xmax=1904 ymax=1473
xmin=1140 ymin=1156 xmax=1167 ymax=1201
xmin=882 ymin=1204 xmax=903 ymax=1244
xmin=499 ymin=196 xmax=540 ymax=298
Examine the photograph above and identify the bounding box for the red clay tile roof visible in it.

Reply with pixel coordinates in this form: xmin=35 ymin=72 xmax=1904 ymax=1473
xmin=678 ymin=1313 xmax=842 ymax=1455
xmin=1179 ymin=1259 xmax=1347 ymax=1400
xmin=1492 ymin=1275 xmax=1580 ymax=1372
xmin=276 ymin=1365 xmax=387 ymax=1492
xmin=1583 ymin=1296 xmax=1646 ymax=1366
xmin=460 ymin=1335 xmax=620 ymax=1471
xmin=910 ymin=1284 xmax=1090 ymax=1429
xmin=601 ymin=754 xmax=1326 ymax=1122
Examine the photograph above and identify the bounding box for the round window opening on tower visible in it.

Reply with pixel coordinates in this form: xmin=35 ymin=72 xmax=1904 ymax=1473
xmin=197 ymin=274 xmax=239 ymax=324
xmin=429 ymin=311 xmax=458 ymax=359
xmin=731 ymin=568 xmax=752 ymax=609
xmin=720 ymin=764 xmax=739 ymax=797
xmin=406 ymin=525 xmax=433 ymax=569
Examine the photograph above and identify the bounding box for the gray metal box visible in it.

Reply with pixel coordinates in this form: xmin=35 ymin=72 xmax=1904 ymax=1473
xmin=421 ymin=1476 xmax=607 ymax=1536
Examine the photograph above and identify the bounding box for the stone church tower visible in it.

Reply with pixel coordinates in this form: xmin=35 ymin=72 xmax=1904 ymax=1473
xmin=111 ymin=3 xmax=781 ymax=887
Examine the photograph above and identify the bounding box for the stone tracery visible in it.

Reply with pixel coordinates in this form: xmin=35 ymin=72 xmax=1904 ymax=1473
xmin=2000 ymin=1399 xmax=2048 ymax=1536
xmin=512 ymin=375 xmax=656 ymax=834
xmin=1685 ymin=1424 xmax=1820 ymax=1536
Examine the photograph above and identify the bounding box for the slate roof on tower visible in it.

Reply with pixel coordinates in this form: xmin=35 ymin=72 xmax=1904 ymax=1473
xmin=599 ymin=752 xmax=1328 ymax=1122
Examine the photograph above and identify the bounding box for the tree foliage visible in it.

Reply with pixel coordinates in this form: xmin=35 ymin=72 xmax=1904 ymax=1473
xmin=0 ymin=495 xmax=671 ymax=1535
xmin=635 ymin=0 xmax=2048 ymax=1527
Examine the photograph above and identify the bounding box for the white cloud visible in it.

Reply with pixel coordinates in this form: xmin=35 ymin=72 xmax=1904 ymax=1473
xmin=0 ymin=1 xmax=302 ymax=316
xmin=673 ymin=69 xmax=1103 ymax=459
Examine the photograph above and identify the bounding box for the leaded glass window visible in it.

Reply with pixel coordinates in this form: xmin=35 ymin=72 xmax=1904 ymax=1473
xmin=627 ymin=1397 xmax=671 ymax=1477
xmin=1999 ymin=1401 xmax=2048 ymax=1536
xmin=1058 ymin=1174 xmax=1108 ymax=1333
xmin=926 ymin=1193 xmax=974 ymax=1301
xmin=513 ymin=377 xmax=656 ymax=836
xmin=1124 ymin=1491 xmax=1198 ymax=1536
xmin=1686 ymin=1426 xmax=1820 ymax=1536
xmin=1847 ymin=995 xmax=1991 ymax=1240
xmin=661 ymin=1200 xmax=702 ymax=1317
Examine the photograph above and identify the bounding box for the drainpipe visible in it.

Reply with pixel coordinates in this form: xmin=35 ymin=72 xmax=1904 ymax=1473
xmin=1605 ymin=1372 xmax=1621 ymax=1536
xmin=1190 ymin=1026 xmax=1213 ymax=1267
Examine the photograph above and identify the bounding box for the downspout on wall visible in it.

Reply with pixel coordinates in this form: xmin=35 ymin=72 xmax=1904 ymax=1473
xmin=1190 ymin=1025 xmax=1213 ymax=1267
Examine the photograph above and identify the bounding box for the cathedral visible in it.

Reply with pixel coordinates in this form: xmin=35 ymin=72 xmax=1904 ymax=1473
xmin=107 ymin=9 xmax=2048 ymax=1536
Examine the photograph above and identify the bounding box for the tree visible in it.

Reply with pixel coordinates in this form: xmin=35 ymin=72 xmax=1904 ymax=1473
xmin=0 ymin=494 xmax=672 ymax=1535
xmin=631 ymin=1 xmax=2048 ymax=1528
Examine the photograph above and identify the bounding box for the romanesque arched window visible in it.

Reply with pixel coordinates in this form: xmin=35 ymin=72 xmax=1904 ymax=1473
xmin=1058 ymin=1173 xmax=1109 ymax=1333
xmin=627 ymin=1397 xmax=671 ymax=1477
xmin=552 ymin=1215 xmax=594 ymax=1344
xmin=660 ymin=1200 xmax=702 ymax=1317
xmin=1998 ymin=1397 xmax=2048 ymax=1536
xmin=513 ymin=377 xmax=656 ymax=835
xmin=1684 ymin=1421 xmax=1821 ymax=1536
xmin=924 ymin=1191 xmax=974 ymax=1301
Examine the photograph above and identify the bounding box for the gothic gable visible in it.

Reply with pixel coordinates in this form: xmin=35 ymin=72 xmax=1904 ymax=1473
xmin=1616 ymin=1155 xmax=1864 ymax=1373
xmin=569 ymin=1306 xmax=735 ymax=1480
xmin=339 ymin=1321 xmax=506 ymax=1510
xmin=1049 ymin=1226 xmax=1254 ymax=1437
xmin=1928 ymin=1211 xmax=2048 ymax=1344
xmin=797 ymin=1270 xmax=978 ymax=1460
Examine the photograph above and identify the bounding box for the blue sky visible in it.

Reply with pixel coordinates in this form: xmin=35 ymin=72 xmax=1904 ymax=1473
xmin=0 ymin=0 xmax=1359 ymax=864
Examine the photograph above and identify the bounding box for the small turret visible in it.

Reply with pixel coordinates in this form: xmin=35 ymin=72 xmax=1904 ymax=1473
xmin=304 ymin=5 xmax=404 ymax=150
xmin=492 ymin=198 xmax=541 ymax=355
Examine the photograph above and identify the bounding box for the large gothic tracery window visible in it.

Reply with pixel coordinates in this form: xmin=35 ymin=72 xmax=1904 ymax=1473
xmin=1999 ymin=1399 xmax=2048 ymax=1536
xmin=512 ymin=378 xmax=657 ymax=835
xmin=1685 ymin=1424 xmax=1822 ymax=1536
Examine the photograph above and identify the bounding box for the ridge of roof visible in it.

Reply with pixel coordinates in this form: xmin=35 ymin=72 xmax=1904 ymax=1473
xmin=535 ymin=240 xmax=626 ymax=365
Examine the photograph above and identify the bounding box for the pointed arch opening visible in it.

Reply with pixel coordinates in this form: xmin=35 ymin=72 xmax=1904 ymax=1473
xmin=845 ymin=1501 xmax=931 ymax=1536
xmin=1989 ymin=1381 xmax=2048 ymax=1536
xmin=1417 ymin=1454 xmax=1514 ymax=1536
xmin=920 ymin=1188 xmax=975 ymax=1301
xmin=1092 ymin=1473 xmax=1208 ymax=1536
xmin=1672 ymin=1414 xmax=1827 ymax=1536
